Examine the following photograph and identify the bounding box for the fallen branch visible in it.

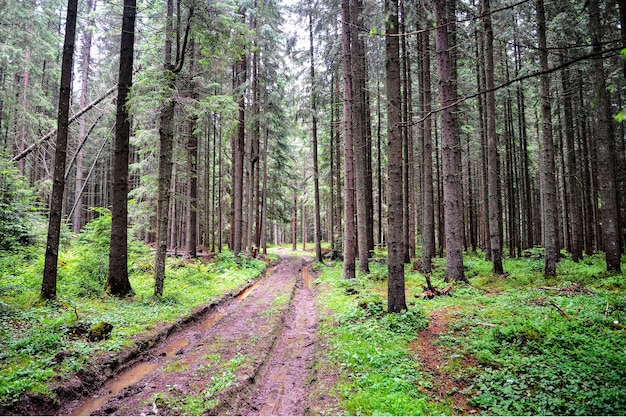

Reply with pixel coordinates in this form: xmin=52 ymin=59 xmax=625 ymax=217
xmin=539 ymin=282 xmax=595 ymax=296
xmin=475 ymin=322 xmax=497 ymax=327
xmin=417 ymin=274 xmax=454 ymax=299
xmin=12 ymin=85 xmax=117 ymax=162
xmin=548 ymin=301 xmax=575 ymax=319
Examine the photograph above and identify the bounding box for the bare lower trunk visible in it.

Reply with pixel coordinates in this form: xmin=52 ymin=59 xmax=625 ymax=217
xmin=385 ymin=0 xmax=407 ymax=312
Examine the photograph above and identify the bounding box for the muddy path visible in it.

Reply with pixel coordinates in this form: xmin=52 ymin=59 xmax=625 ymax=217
xmin=57 ymin=252 xmax=317 ymax=416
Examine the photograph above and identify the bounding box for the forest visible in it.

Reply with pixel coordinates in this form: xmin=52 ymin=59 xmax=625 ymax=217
xmin=1 ymin=0 xmax=625 ymax=415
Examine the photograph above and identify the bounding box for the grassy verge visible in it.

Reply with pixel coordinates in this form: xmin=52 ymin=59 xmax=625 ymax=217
xmin=313 ymin=250 xmax=626 ymax=415
xmin=0 ymin=214 xmax=273 ymax=407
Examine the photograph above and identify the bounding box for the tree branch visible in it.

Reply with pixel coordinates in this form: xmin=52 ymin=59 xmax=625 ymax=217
xmin=12 ymin=85 xmax=117 ymax=162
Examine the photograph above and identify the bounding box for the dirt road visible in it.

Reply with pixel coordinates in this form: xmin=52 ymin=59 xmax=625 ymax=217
xmin=57 ymin=253 xmax=318 ymax=416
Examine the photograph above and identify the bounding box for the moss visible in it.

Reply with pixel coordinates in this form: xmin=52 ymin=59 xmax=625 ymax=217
xmin=87 ymin=322 xmax=113 ymax=341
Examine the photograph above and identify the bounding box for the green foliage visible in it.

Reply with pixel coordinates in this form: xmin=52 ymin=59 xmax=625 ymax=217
xmin=0 ymin=155 xmax=44 ymax=252
xmin=315 ymin=263 xmax=445 ymax=416
xmin=0 ymin=241 xmax=266 ymax=405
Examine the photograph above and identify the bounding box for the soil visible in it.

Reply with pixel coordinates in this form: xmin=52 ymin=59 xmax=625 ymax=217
xmin=410 ymin=308 xmax=479 ymax=415
xmin=51 ymin=251 xmax=320 ymax=416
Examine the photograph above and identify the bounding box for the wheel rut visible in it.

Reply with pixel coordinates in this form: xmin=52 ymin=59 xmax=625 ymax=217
xmin=57 ymin=253 xmax=317 ymax=416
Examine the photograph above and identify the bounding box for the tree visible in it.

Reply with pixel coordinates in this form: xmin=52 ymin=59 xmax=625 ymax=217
xmin=536 ymin=0 xmax=559 ymax=277
xmin=385 ymin=0 xmax=407 ymax=313
xmin=106 ymin=0 xmax=136 ymax=297
xmin=589 ymin=0 xmax=622 ymax=272
xmin=434 ymin=0 xmax=466 ymax=283
xmin=351 ymin=0 xmax=370 ymax=274
xmin=155 ymin=0 xmax=193 ymax=297
xmin=42 ymin=0 xmax=79 ymax=300
xmin=420 ymin=0 xmax=435 ymax=274
xmin=73 ymin=0 xmax=96 ymax=234
xmin=341 ymin=0 xmax=356 ymax=280
xmin=483 ymin=0 xmax=504 ymax=275
xmin=309 ymin=13 xmax=323 ymax=263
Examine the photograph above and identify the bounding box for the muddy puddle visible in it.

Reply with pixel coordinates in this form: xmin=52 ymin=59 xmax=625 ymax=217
xmin=65 ymin=266 xmax=279 ymax=416
xmin=70 ymin=362 xmax=160 ymax=416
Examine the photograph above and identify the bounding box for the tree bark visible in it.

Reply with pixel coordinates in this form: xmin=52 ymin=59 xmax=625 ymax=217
xmin=155 ymin=1 xmax=193 ymax=296
xmin=73 ymin=0 xmax=96 ymax=234
xmin=310 ymin=15 xmax=323 ymax=263
xmin=589 ymin=0 xmax=622 ymax=272
xmin=420 ymin=0 xmax=435 ymax=274
xmin=106 ymin=0 xmax=136 ymax=297
xmin=435 ymin=0 xmax=466 ymax=283
xmin=537 ymin=0 xmax=559 ymax=277
xmin=185 ymin=40 xmax=198 ymax=259
xmin=483 ymin=0 xmax=504 ymax=275
xmin=42 ymin=0 xmax=78 ymax=300
xmin=386 ymin=0 xmax=407 ymax=312
xmin=233 ymin=52 xmax=246 ymax=256
xmin=341 ymin=0 xmax=356 ymax=279
xmin=350 ymin=0 xmax=369 ymax=273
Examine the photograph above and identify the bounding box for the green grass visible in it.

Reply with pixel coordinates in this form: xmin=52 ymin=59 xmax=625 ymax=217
xmin=0 ymin=216 xmax=268 ymax=406
xmin=314 ymin=250 xmax=626 ymax=416
xmin=314 ymin=261 xmax=449 ymax=416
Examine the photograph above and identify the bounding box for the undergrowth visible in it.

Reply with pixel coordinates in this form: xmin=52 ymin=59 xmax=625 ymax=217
xmin=314 ymin=261 xmax=449 ymax=415
xmin=0 ymin=213 xmax=268 ymax=406
xmin=316 ymin=250 xmax=626 ymax=416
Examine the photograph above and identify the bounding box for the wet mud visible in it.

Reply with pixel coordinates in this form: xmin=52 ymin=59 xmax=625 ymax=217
xmin=54 ymin=253 xmax=318 ymax=416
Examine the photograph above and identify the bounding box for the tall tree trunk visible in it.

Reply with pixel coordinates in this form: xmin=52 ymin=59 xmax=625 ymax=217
xmin=341 ymin=0 xmax=356 ymax=279
xmin=185 ymin=40 xmax=198 ymax=258
xmin=155 ymin=1 xmax=193 ymax=295
xmin=483 ymin=0 xmax=504 ymax=275
xmin=310 ymin=15 xmax=322 ymax=263
xmin=106 ymin=0 xmax=136 ymax=297
xmin=421 ymin=0 xmax=435 ymax=274
xmin=73 ymin=0 xmax=95 ymax=234
xmin=589 ymin=0 xmax=622 ymax=271
xmin=537 ymin=0 xmax=559 ymax=277
xmin=42 ymin=0 xmax=78 ymax=300
xmin=350 ymin=0 xmax=369 ymax=273
xmin=155 ymin=0 xmax=176 ymax=297
xmin=233 ymin=52 xmax=246 ymax=256
xmin=435 ymin=0 xmax=466 ymax=282
xmin=385 ymin=0 xmax=407 ymax=312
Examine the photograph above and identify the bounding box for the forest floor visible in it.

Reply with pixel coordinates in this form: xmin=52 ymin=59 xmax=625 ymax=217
xmin=54 ymin=249 xmax=321 ymax=416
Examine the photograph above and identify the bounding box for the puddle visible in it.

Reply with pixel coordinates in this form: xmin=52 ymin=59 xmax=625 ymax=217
xmin=199 ymin=309 xmax=227 ymax=330
xmin=160 ymin=337 xmax=189 ymax=357
xmin=69 ymin=269 xmax=275 ymax=415
xmin=69 ymin=362 xmax=160 ymax=416
xmin=302 ymin=265 xmax=314 ymax=290
xmin=236 ymin=281 xmax=261 ymax=302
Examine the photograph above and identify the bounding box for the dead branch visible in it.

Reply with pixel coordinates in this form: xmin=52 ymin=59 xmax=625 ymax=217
xmin=548 ymin=301 xmax=575 ymax=319
xmin=12 ymin=84 xmax=117 ymax=162
xmin=417 ymin=274 xmax=453 ymax=299
xmin=539 ymin=282 xmax=595 ymax=296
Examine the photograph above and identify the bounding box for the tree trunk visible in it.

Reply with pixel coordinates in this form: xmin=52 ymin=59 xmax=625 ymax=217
xmin=155 ymin=0 xmax=176 ymax=297
xmin=350 ymin=0 xmax=369 ymax=274
xmin=483 ymin=0 xmax=504 ymax=275
xmin=310 ymin=15 xmax=322 ymax=263
xmin=435 ymin=0 xmax=466 ymax=282
xmin=420 ymin=0 xmax=435 ymax=273
xmin=106 ymin=0 xmax=136 ymax=297
xmin=73 ymin=0 xmax=95 ymax=234
xmin=42 ymin=0 xmax=78 ymax=300
xmin=185 ymin=40 xmax=198 ymax=259
xmin=341 ymin=0 xmax=356 ymax=279
xmin=589 ymin=0 xmax=622 ymax=271
xmin=537 ymin=0 xmax=559 ymax=277
xmin=385 ymin=0 xmax=407 ymax=312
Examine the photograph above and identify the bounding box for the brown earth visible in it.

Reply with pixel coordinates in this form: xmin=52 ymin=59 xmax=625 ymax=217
xmin=49 ymin=251 xmax=320 ymax=416
xmin=410 ymin=308 xmax=479 ymax=415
